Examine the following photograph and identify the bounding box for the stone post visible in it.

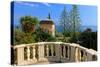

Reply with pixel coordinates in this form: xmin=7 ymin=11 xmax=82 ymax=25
xmin=55 ymin=44 xmax=61 ymax=61
xmin=83 ymin=51 xmax=87 ymax=61
xmin=70 ymin=46 xmax=76 ymax=62
xmin=75 ymin=47 xmax=79 ymax=62
xmin=63 ymin=45 xmax=66 ymax=58
xmin=78 ymin=49 xmax=81 ymax=61
xmin=67 ymin=46 xmax=70 ymax=59
xmin=17 ymin=47 xmax=24 ymax=65
xmin=51 ymin=45 xmax=54 ymax=56
xmin=27 ymin=46 xmax=30 ymax=61
xmin=33 ymin=46 xmax=36 ymax=59
xmin=46 ymin=45 xmax=49 ymax=56
xmin=38 ymin=44 xmax=45 ymax=61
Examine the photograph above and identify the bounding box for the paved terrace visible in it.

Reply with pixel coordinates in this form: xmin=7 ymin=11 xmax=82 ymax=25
xmin=11 ymin=42 xmax=97 ymax=66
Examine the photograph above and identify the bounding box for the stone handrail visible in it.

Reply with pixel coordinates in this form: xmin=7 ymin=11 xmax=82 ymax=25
xmin=11 ymin=42 xmax=97 ymax=65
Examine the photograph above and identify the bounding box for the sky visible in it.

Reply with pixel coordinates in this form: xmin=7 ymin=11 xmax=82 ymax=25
xmin=12 ymin=1 xmax=97 ymax=27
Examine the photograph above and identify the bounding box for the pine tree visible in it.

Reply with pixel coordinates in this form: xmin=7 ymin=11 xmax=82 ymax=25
xmin=70 ymin=5 xmax=81 ymax=42
xmin=59 ymin=6 xmax=70 ymax=35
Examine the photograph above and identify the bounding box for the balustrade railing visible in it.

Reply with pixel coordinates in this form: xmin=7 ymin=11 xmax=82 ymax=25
xmin=11 ymin=42 xmax=97 ymax=65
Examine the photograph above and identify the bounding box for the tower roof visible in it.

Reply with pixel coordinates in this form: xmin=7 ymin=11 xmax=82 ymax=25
xmin=40 ymin=13 xmax=54 ymax=24
xmin=40 ymin=19 xmax=54 ymax=24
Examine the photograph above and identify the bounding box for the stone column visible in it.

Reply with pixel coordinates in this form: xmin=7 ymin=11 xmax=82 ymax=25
xmin=17 ymin=47 xmax=24 ymax=65
xmin=63 ymin=45 xmax=66 ymax=58
xmin=53 ymin=44 xmax=55 ymax=56
xmin=27 ymin=46 xmax=30 ymax=60
xmin=70 ymin=46 xmax=76 ymax=62
xmin=38 ymin=44 xmax=45 ymax=61
xmin=46 ymin=45 xmax=49 ymax=56
xmin=51 ymin=45 xmax=54 ymax=56
xmin=83 ymin=51 xmax=87 ymax=61
xmin=75 ymin=47 xmax=79 ymax=62
xmin=55 ymin=44 xmax=61 ymax=61
xmin=33 ymin=46 xmax=36 ymax=59
xmin=67 ymin=46 xmax=70 ymax=59
xmin=78 ymin=49 xmax=81 ymax=61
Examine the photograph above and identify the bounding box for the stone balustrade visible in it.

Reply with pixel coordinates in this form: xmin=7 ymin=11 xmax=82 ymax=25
xmin=11 ymin=42 xmax=97 ymax=66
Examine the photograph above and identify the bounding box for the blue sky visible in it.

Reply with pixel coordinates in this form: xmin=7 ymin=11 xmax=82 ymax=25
xmin=12 ymin=1 xmax=97 ymax=27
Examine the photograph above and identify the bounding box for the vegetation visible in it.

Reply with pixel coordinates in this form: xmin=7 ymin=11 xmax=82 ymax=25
xmin=13 ymin=28 xmax=36 ymax=45
xmin=78 ymin=28 xmax=97 ymax=51
xmin=59 ymin=6 xmax=70 ymax=34
xmin=70 ymin=5 xmax=81 ymax=42
xmin=58 ymin=5 xmax=97 ymax=50
xmin=20 ymin=16 xmax=39 ymax=33
xmin=34 ymin=27 xmax=56 ymax=42
xmin=14 ymin=16 xmax=56 ymax=45
xmin=13 ymin=5 xmax=97 ymax=51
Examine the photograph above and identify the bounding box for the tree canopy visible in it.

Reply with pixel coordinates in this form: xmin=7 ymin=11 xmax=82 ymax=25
xmin=20 ymin=16 xmax=39 ymax=33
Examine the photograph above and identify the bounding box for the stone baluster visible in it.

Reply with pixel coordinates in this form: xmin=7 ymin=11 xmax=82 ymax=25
xmin=51 ymin=45 xmax=54 ymax=56
xmin=83 ymin=51 xmax=87 ymax=61
xmin=63 ymin=45 xmax=66 ymax=58
xmin=27 ymin=46 xmax=30 ymax=60
xmin=75 ymin=47 xmax=79 ymax=62
xmin=85 ymin=52 xmax=87 ymax=61
xmin=67 ymin=46 xmax=70 ymax=59
xmin=53 ymin=44 xmax=55 ymax=56
xmin=46 ymin=45 xmax=49 ymax=56
xmin=33 ymin=46 xmax=36 ymax=59
xmin=79 ymin=49 xmax=81 ymax=61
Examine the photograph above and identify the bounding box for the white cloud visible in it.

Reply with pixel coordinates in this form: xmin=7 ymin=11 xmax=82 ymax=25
xmin=15 ymin=1 xmax=38 ymax=7
xmin=42 ymin=2 xmax=51 ymax=7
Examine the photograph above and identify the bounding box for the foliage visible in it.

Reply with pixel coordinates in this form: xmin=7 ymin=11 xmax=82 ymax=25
xmin=14 ymin=28 xmax=36 ymax=45
xmin=70 ymin=5 xmax=81 ymax=32
xmin=55 ymin=31 xmax=63 ymax=37
xmin=34 ymin=28 xmax=56 ymax=42
xmin=69 ymin=5 xmax=81 ymax=42
xmin=59 ymin=5 xmax=81 ymax=43
xmin=59 ymin=6 xmax=70 ymax=34
xmin=20 ymin=16 xmax=39 ymax=33
xmin=78 ymin=28 xmax=97 ymax=51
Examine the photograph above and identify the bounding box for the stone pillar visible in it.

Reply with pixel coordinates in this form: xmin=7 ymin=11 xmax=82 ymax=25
xmin=17 ymin=47 xmax=24 ymax=65
xmin=55 ymin=44 xmax=61 ymax=61
xmin=51 ymin=45 xmax=54 ymax=56
xmin=68 ymin=46 xmax=71 ymax=60
xmin=63 ymin=45 xmax=66 ymax=58
xmin=67 ymin=46 xmax=70 ymax=59
xmin=46 ymin=45 xmax=49 ymax=56
xmin=38 ymin=45 xmax=45 ymax=61
xmin=83 ymin=51 xmax=87 ymax=61
xmin=78 ymin=49 xmax=81 ymax=61
xmin=70 ymin=46 xmax=76 ymax=62
xmin=33 ymin=46 xmax=36 ymax=59
xmin=27 ymin=46 xmax=30 ymax=60
xmin=75 ymin=47 xmax=79 ymax=62
xmin=53 ymin=44 xmax=55 ymax=56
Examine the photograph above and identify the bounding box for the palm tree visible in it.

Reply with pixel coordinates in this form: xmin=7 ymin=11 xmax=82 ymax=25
xmin=20 ymin=16 xmax=39 ymax=33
